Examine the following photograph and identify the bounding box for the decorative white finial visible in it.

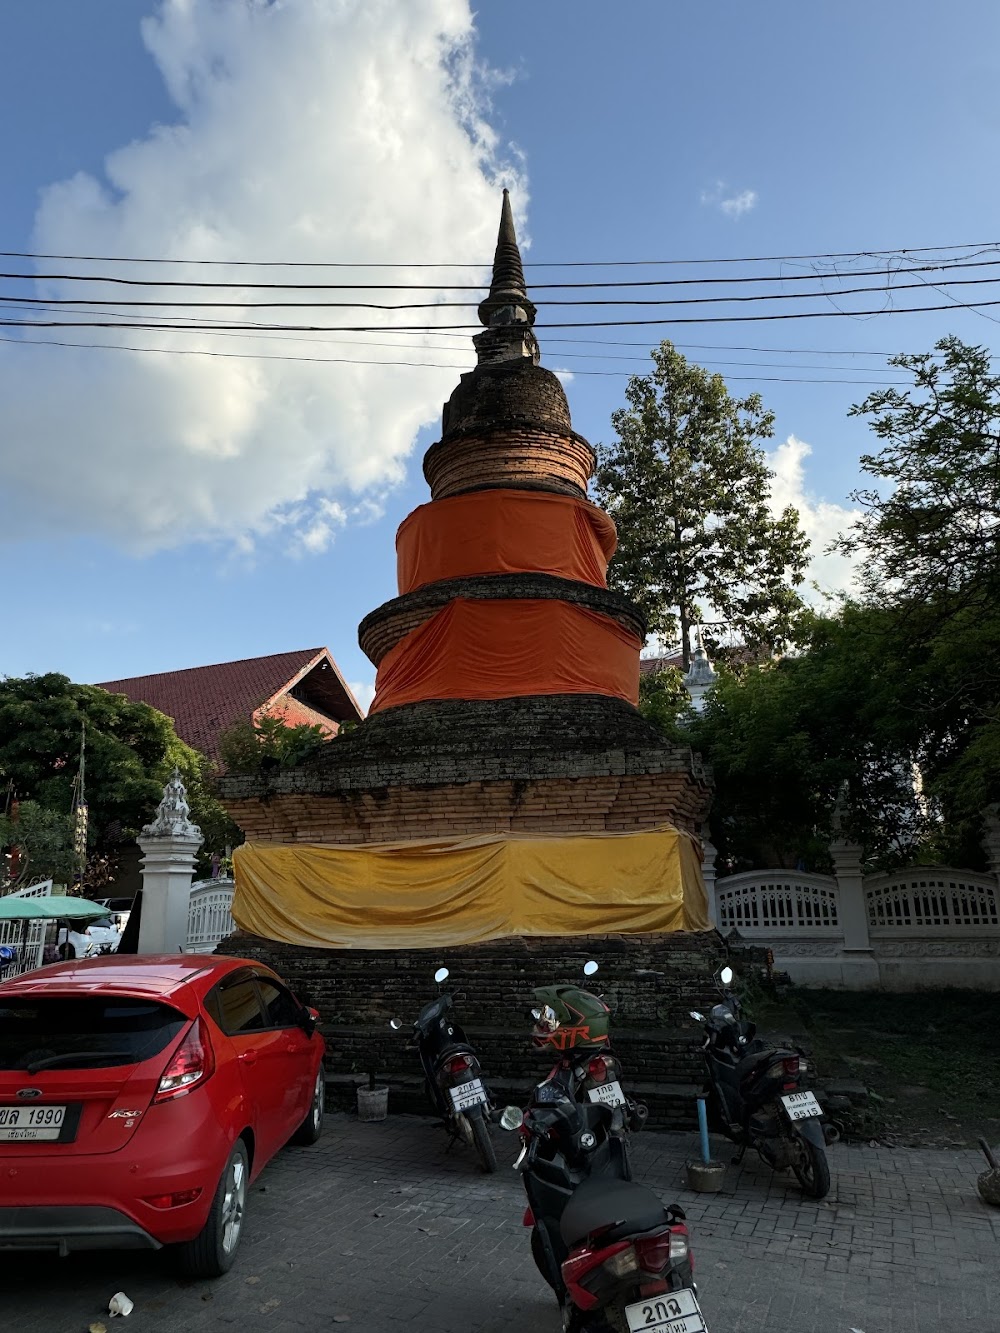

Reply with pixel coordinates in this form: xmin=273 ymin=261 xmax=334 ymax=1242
xmin=142 ymin=767 xmax=202 ymax=839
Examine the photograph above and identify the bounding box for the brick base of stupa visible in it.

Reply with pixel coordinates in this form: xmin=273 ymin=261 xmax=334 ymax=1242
xmin=220 ymin=694 xmax=711 ymax=842
xmin=215 ymin=927 xmax=727 ymax=1129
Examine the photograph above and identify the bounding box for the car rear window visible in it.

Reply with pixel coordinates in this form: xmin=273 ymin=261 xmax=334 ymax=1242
xmin=0 ymin=997 xmax=187 ymax=1073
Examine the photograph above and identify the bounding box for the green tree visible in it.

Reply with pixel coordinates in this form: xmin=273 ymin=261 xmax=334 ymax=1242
xmin=838 ymin=336 xmax=1000 ymax=612
xmin=594 ymin=341 xmax=809 ymax=666
xmin=0 ymin=674 xmax=240 ymax=884
xmin=0 ymin=801 xmax=75 ymax=888
xmin=217 ymin=707 xmax=328 ymax=775
xmin=834 ymin=336 xmax=1000 ymax=849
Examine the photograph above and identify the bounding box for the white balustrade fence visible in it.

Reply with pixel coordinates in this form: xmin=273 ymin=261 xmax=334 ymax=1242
xmin=865 ymin=870 xmax=999 ymax=932
xmin=714 ymin=859 xmax=1000 ymax=990
xmin=186 ymin=878 xmax=235 ymax=953
xmin=716 ymin=871 xmax=841 ymax=935
xmin=0 ymin=880 xmax=53 ymax=978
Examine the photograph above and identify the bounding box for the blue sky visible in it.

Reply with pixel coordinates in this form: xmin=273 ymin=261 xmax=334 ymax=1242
xmin=2 ymin=0 xmax=999 ymax=708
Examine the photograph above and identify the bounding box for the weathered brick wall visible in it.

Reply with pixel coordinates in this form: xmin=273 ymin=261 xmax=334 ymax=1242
xmin=440 ymin=360 xmax=573 ymax=439
xmin=217 ymin=929 xmax=727 ymax=1126
xmin=256 ymin=695 xmax=339 ymax=736
xmin=423 ymin=427 xmax=595 ymax=500
xmin=223 ymin=769 xmax=705 ymax=844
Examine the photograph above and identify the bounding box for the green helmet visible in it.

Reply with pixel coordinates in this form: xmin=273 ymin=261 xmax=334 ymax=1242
xmin=531 ymin=985 xmax=610 ymax=1052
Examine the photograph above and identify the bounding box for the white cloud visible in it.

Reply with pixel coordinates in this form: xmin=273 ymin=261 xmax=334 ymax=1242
xmin=552 ymin=367 xmax=575 ymax=385
xmin=348 ymin=678 xmax=377 ymax=715
xmin=0 ymin=0 xmax=518 ymax=554
xmin=700 ymin=180 xmax=758 ymax=218
xmin=766 ymin=436 xmax=862 ymax=600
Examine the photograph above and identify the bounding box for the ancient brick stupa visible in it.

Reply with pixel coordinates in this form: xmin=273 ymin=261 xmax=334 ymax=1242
xmin=220 ymin=192 xmax=712 ymax=953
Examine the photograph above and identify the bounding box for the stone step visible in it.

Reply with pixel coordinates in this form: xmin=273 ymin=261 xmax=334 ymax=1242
xmin=323 ymin=1068 xmax=703 ymax=1130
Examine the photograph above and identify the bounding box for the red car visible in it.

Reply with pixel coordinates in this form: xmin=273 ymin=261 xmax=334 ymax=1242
xmin=0 ymin=954 xmax=326 ymax=1276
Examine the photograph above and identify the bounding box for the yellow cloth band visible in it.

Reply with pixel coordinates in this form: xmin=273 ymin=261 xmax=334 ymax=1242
xmin=231 ymin=825 xmax=710 ymax=949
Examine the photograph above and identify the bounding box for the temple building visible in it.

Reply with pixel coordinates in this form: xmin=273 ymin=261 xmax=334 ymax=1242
xmin=220 ymin=191 xmax=712 ymax=952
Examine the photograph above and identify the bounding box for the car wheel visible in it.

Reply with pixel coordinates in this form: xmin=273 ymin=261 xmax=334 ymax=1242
xmin=290 ymin=1070 xmax=325 ymax=1146
xmin=174 ymin=1139 xmax=249 ymax=1277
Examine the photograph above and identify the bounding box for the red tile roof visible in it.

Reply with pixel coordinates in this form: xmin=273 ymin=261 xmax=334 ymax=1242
xmin=639 ymin=653 xmax=684 ymax=675
xmin=98 ymin=648 xmax=363 ymax=763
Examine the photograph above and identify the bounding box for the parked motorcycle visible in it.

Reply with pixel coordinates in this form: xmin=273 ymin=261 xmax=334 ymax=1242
xmin=531 ymin=961 xmax=647 ymax=1135
xmin=691 ymin=964 xmax=831 ymax=1199
xmin=499 ymin=1097 xmax=707 ymax=1333
xmin=390 ymin=967 xmax=497 ymax=1173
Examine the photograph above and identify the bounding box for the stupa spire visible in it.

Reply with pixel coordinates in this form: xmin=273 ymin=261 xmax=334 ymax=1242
xmin=477 ymin=189 xmax=537 ymax=328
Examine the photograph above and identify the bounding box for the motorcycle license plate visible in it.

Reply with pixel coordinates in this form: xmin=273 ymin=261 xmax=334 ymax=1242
xmin=449 ymin=1078 xmax=487 ymax=1113
xmin=0 ymin=1104 xmax=66 ymax=1142
xmin=587 ymin=1079 xmax=626 ymax=1109
xmin=781 ymin=1090 xmax=822 ymax=1121
xmin=625 ymin=1288 xmax=708 ymax=1333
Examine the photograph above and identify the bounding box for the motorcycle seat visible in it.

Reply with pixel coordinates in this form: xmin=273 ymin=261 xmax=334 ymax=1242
xmin=559 ymin=1177 xmax=668 ymax=1248
xmin=736 ymin=1047 xmax=781 ymax=1082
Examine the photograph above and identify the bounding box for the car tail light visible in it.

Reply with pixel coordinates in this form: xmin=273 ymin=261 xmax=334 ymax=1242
xmin=587 ymin=1055 xmax=609 ymax=1084
xmin=447 ymin=1054 xmax=474 ymax=1076
xmin=153 ymin=1018 xmax=215 ymax=1103
xmin=634 ymin=1225 xmax=691 ymax=1274
xmin=143 ymin=1187 xmax=203 ymax=1209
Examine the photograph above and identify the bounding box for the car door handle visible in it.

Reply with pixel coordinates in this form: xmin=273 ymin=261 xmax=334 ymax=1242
xmin=239 ymin=1051 xmax=257 ymax=1067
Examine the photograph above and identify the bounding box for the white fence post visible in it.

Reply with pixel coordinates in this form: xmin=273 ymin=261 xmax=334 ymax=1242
xmin=982 ymin=804 xmax=1000 ymax=883
xmin=829 ymin=838 xmax=872 ymax=953
xmin=137 ymin=770 xmax=203 ymax=955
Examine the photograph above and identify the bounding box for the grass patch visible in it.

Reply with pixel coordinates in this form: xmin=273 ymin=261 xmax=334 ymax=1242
xmin=746 ymin=987 xmax=1000 ymax=1147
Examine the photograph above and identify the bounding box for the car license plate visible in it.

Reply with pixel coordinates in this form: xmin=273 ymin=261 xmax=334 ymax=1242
xmin=625 ymin=1287 xmax=708 ymax=1333
xmin=588 ymin=1079 xmax=626 ymax=1108
xmin=0 ymin=1104 xmax=66 ymax=1142
xmin=449 ymin=1078 xmax=487 ymax=1113
xmin=781 ymin=1090 xmax=822 ymax=1121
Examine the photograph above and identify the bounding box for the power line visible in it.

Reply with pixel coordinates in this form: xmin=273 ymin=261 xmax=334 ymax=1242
xmin=6 ymin=292 xmax=1000 ymax=331
xmin=1 ymin=240 xmax=997 ymax=267
xmin=7 ymin=272 xmax=1000 ymax=311
xmin=4 ymin=255 xmax=999 ymax=291
xmin=0 ymin=333 xmax=914 ymax=385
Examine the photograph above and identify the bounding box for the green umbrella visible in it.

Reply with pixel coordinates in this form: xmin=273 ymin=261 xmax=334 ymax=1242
xmin=0 ymin=895 xmax=109 ymax=922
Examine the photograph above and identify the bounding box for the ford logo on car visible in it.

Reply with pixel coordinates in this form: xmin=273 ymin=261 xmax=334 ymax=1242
xmin=16 ymin=1089 xmax=43 ymax=1100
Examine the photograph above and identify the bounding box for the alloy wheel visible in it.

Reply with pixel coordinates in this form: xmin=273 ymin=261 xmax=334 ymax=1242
xmin=221 ymin=1153 xmax=246 ymax=1254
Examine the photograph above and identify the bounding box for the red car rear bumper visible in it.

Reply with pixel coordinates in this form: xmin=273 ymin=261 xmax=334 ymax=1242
xmin=0 ymin=1099 xmax=238 ymax=1250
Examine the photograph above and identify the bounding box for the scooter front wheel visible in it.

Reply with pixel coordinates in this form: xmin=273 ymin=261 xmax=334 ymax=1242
xmin=792 ymin=1138 xmax=831 ymax=1199
xmin=469 ymin=1110 xmax=497 ymax=1174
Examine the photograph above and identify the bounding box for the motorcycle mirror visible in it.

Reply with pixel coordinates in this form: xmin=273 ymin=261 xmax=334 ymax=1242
xmin=530 ymin=1007 xmax=542 ymax=1020
xmin=719 ymin=965 xmax=735 ymax=987
xmin=433 ymin=967 xmax=449 ymax=984
xmin=583 ymin=960 xmax=599 ymax=977
xmin=389 ymin=1018 xmax=404 ymax=1030
xmin=499 ymin=1106 xmax=522 ymax=1132
xmin=689 ymin=1011 xmax=705 ymax=1022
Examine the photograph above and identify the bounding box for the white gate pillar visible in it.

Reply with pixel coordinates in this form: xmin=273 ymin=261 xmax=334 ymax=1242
xmin=137 ymin=770 xmax=203 ymax=955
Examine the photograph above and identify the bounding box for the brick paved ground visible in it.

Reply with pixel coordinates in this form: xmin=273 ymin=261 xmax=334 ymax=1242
xmin=6 ymin=1113 xmax=998 ymax=1332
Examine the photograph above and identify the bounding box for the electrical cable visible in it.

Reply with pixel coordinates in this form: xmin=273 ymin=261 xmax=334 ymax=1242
xmin=2 ymin=241 xmax=997 ymax=267
xmin=0 ymin=333 xmax=914 ymax=385
xmin=3 ymin=255 xmax=998 ymax=291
